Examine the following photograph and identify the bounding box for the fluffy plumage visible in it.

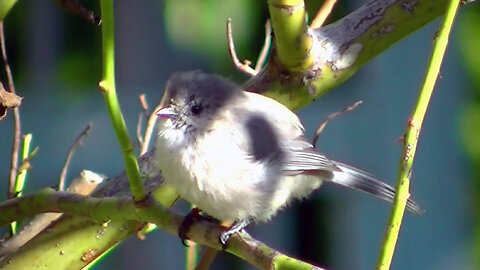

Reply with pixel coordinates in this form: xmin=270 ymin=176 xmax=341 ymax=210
xmin=155 ymin=71 xmax=421 ymax=224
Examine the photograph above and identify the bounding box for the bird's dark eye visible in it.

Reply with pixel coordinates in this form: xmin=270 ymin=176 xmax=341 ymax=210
xmin=190 ymin=105 xmax=203 ymax=115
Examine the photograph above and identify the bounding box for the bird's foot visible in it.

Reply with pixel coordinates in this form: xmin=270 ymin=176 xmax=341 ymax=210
xmin=219 ymin=219 xmax=251 ymax=250
xmin=178 ymin=207 xmax=218 ymax=246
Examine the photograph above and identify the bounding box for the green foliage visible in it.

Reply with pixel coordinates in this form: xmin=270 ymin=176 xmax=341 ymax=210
xmin=457 ymin=3 xmax=480 ymax=265
xmin=163 ymin=0 xmax=261 ymax=67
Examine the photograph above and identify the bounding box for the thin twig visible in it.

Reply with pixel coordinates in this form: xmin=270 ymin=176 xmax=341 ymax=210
xmin=137 ymin=94 xmax=149 ymax=151
xmin=312 ymin=100 xmax=362 ymax=148
xmin=140 ymin=103 xmax=163 ymax=155
xmin=310 ymin=0 xmax=337 ymax=29
xmin=254 ymin=20 xmax=272 ymax=72
xmin=136 ymin=113 xmax=144 ymax=148
xmin=54 ymin=0 xmax=102 ymax=25
xmin=0 ymin=22 xmax=21 ymax=200
xmin=139 ymin=94 xmax=149 ymax=117
xmin=58 ymin=123 xmax=92 ymax=191
xmin=226 ymin=18 xmax=257 ymax=77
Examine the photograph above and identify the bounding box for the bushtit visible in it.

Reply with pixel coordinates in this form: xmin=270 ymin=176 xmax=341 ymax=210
xmin=155 ymin=71 xmax=421 ymax=245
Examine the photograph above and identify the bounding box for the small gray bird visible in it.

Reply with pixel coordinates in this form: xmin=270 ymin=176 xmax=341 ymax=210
xmin=155 ymin=71 xmax=421 ymax=245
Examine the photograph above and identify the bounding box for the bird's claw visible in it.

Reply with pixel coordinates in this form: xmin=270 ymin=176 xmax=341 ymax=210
xmin=218 ymin=219 xmax=251 ymax=251
xmin=178 ymin=208 xmax=220 ymax=246
xmin=178 ymin=208 xmax=202 ymax=246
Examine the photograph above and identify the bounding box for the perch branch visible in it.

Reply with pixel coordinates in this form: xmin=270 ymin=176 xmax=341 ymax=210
xmin=376 ymin=0 xmax=461 ymax=269
xmin=0 ymin=188 xmax=325 ymax=270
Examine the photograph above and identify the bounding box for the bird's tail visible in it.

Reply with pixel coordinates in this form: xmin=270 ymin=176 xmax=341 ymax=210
xmin=330 ymin=161 xmax=423 ymax=215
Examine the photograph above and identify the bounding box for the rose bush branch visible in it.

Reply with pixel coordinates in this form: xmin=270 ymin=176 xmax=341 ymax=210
xmin=0 ymin=187 xmax=324 ymax=270
xmin=246 ymin=0 xmax=474 ymax=110
xmin=98 ymin=0 xmax=146 ymax=202
xmin=377 ymin=0 xmax=462 ymax=269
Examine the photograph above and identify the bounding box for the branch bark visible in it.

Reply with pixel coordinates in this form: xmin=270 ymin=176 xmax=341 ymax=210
xmin=0 ymin=166 xmax=325 ymax=270
xmin=245 ymin=0 xmax=463 ymax=110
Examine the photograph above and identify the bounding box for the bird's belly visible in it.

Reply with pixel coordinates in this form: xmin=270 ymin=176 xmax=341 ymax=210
xmin=156 ymin=140 xmax=324 ymax=222
xmin=157 ymin=144 xmax=268 ymax=221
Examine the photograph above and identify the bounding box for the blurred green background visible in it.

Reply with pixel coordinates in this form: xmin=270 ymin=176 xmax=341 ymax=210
xmin=1 ymin=0 xmax=479 ymax=269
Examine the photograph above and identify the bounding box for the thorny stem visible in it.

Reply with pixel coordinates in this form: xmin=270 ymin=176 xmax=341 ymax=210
xmin=99 ymin=0 xmax=147 ymax=202
xmin=376 ymin=0 xmax=461 ymax=269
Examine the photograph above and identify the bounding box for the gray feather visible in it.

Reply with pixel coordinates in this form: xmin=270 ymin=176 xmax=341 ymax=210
xmin=330 ymin=162 xmax=423 ymax=215
xmin=283 ymin=137 xmax=340 ymax=172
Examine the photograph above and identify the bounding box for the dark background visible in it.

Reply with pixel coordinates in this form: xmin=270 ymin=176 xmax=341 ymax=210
xmin=1 ymin=1 xmax=479 ymax=269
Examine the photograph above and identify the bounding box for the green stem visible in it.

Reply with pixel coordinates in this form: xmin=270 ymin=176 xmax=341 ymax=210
xmin=0 ymin=0 xmax=18 ymax=21
xmin=376 ymin=0 xmax=461 ymax=269
xmin=9 ymin=133 xmax=32 ymax=235
xmin=99 ymin=0 xmax=146 ymax=202
xmin=267 ymin=0 xmax=313 ymax=71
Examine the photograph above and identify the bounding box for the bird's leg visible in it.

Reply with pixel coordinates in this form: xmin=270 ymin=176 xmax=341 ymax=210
xmin=178 ymin=207 xmax=219 ymax=246
xmin=219 ymin=219 xmax=251 ymax=249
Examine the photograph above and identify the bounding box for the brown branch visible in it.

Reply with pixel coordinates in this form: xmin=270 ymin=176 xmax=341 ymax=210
xmin=226 ymin=18 xmax=257 ymax=76
xmin=254 ymin=20 xmax=272 ymax=72
xmin=136 ymin=113 xmax=144 ymax=148
xmin=310 ymin=0 xmax=337 ymax=28
xmin=58 ymin=123 xmax=92 ymax=191
xmin=137 ymin=94 xmax=149 ymax=152
xmin=54 ymin=0 xmax=101 ymax=25
xmin=0 ymin=22 xmax=21 ymax=200
xmin=139 ymin=94 xmax=149 ymax=116
xmin=312 ymin=100 xmax=362 ymax=148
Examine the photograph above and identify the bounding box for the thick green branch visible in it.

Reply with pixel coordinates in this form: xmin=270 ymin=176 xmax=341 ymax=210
xmin=267 ymin=0 xmax=312 ymax=71
xmin=0 ymin=0 xmax=17 ymax=21
xmin=0 ymin=189 xmax=324 ymax=270
xmin=98 ymin=0 xmax=146 ymax=201
xmin=245 ymin=0 xmax=471 ymax=110
xmin=376 ymin=0 xmax=461 ymax=269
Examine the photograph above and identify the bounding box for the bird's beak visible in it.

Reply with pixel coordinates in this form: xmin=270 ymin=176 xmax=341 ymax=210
xmin=155 ymin=107 xmax=177 ymax=119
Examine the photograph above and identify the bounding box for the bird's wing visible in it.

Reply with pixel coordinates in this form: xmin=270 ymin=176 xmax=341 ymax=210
xmin=283 ymin=137 xmax=423 ymax=215
xmin=283 ymin=136 xmax=340 ymax=173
